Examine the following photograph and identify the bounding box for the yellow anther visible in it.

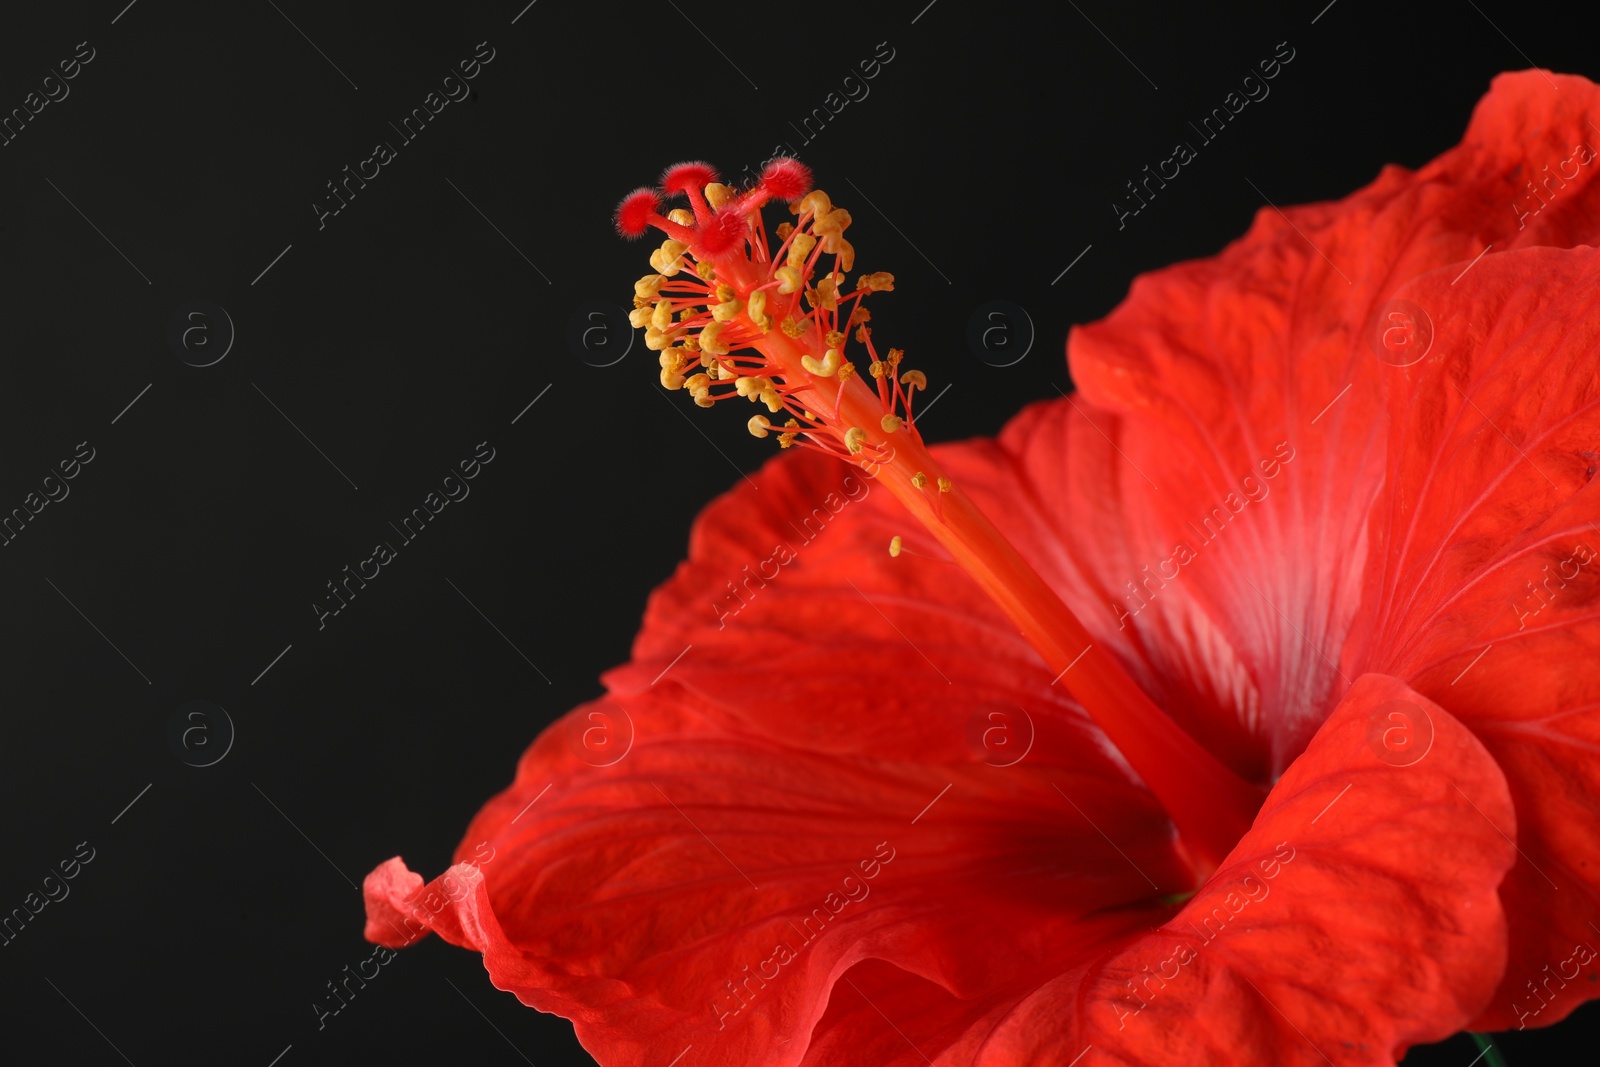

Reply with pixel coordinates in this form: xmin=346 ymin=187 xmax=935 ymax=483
xmin=761 ymin=388 xmax=784 ymax=413
xmin=635 ymin=274 xmax=667 ymax=299
xmin=735 ymin=376 xmax=769 ymax=398
xmin=881 ymin=414 xmax=903 ymax=433
xmin=700 ymin=350 xmax=718 ymax=369
xmin=900 ymin=369 xmax=927 ymax=390
xmin=650 ymin=239 xmax=688 ymax=276
xmin=651 ymin=299 xmax=674 ymax=332
xmin=889 ymin=535 xmax=903 ymax=558
xmin=660 ymin=366 xmax=686 ymax=390
xmin=781 ymin=317 xmax=809 ymax=339
xmin=855 ymin=325 xmax=872 ymax=344
xmin=830 ymin=238 xmax=855 ymax=272
xmin=937 ymin=477 xmax=953 ymax=493
xmin=813 ymin=276 xmax=840 ymax=310
xmin=712 ymin=299 xmax=743 ymax=323
xmin=746 ymin=289 xmax=771 ymax=332
xmin=667 ymin=208 xmax=695 ymax=226
xmin=844 ymin=427 xmax=868 ymax=454
xmin=699 ymin=321 xmax=730 ymax=356
xmin=911 ymin=471 xmax=928 ymax=489
xmin=659 ymin=349 xmax=685 ymax=370
xmin=681 ymin=333 xmax=700 ymax=352
xmin=870 ymin=360 xmax=886 ymax=378
xmin=812 ymin=204 xmax=851 ymax=231
xmin=644 ymin=326 xmax=675 ymax=351
xmin=634 ymin=294 xmax=654 ymax=310
xmin=679 ymin=308 xmax=697 ymax=322
xmin=705 ymin=183 xmax=736 ymax=209
xmin=715 ymin=284 xmax=736 ymax=302
xmin=628 ymin=307 xmax=651 ymax=329
xmin=824 ymin=330 xmax=845 ymax=348
xmin=685 ymin=372 xmax=711 ymax=397
xmin=837 ymin=361 xmax=856 ymax=382
xmin=747 ymin=414 xmax=772 ymax=438
xmin=857 ymin=272 xmax=894 ymax=293
xmin=775 ymin=221 xmax=794 ymax=240
xmin=787 ymin=232 xmax=817 ymax=268
xmin=695 ymin=259 xmax=716 ymax=282
xmin=814 ymin=210 xmax=849 ymax=241
xmin=794 ymin=189 xmax=832 ymax=218
xmin=887 ymin=348 xmax=904 ymax=366
xmin=714 ymin=362 xmax=737 ymax=381
xmin=813 ymin=210 xmax=850 ymax=263
xmin=849 ymin=306 xmax=872 ymax=326
xmin=775 ymin=265 xmax=804 ymax=294
xmin=814 ymin=207 xmax=851 ymax=236
xmin=800 ymin=347 xmax=843 ymax=377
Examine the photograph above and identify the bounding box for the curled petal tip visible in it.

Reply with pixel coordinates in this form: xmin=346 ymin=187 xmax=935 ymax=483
xmin=362 ymin=856 xmax=426 ymax=948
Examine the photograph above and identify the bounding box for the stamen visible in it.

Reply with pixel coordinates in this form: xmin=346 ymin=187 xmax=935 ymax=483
xmin=615 ymin=159 xmax=1267 ymax=871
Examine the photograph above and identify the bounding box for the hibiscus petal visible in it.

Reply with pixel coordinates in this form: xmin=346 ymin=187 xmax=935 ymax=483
xmin=970 ymin=674 xmax=1515 ymax=1066
xmin=1348 ymin=243 xmax=1600 ymax=1029
xmin=1060 ymin=70 xmax=1600 ymax=773
xmin=367 ymin=683 xmax=1186 ymax=1066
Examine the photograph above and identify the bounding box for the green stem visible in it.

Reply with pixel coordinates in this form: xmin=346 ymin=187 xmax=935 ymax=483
xmin=1469 ymin=1033 xmax=1509 ymax=1067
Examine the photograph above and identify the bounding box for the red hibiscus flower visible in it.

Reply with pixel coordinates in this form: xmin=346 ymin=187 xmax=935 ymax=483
xmin=365 ymin=70 xmax=1600 ymax=1064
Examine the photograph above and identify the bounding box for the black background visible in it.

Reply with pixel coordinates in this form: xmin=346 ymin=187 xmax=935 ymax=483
xmin=1 ymin=1 xmax=1595 ymax=1064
